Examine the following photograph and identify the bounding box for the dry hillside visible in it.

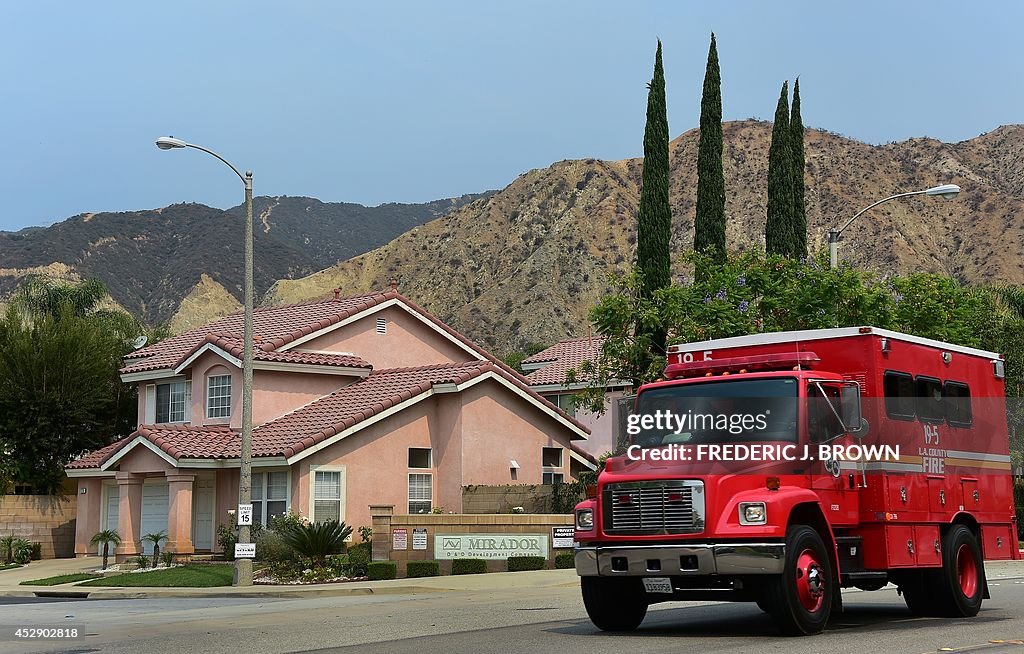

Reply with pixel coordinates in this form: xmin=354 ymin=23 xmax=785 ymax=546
xmin=262 ymin=120 xmax=1024 ymax=353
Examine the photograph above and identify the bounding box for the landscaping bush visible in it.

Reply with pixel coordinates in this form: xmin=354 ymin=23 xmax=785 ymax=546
xmin=12 ymin=539 xmax=32 ymax=564
xmin=555 ymin=552 xmax=575 ymax=569
xmin=367 ymin=561 xmax=397 ymax=580
xmin=406 ymin=560 xmax=440 ymax=578
xmin=1 ymin=535 xmax=14 ymax=564
xmin=507 ymin=556 xmax=545 ymax=572
xmin=30 ymin=542 xmax=41 ymax=561
xmin=255 ymin=529 xmax=297 ymax=564
xmin=281 ymin=520 xmax=352 ymax=568
xmin=345 ymin=542 xmax=371 ymax=577
xmin=217 ymin=524 xmax=237 ymax=561
xmin=451 ymin=559 xmax=488 ymax=575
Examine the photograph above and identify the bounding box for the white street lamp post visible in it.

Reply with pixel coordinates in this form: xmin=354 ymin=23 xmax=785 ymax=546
xmin=155 ymin=136 xmax=254 ymax=586
xmin=828 ymin=184 xmax=960 ymax=269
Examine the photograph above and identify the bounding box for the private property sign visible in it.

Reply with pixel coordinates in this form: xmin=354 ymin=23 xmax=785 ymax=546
xmin=434 ymin=534 xmax=549 ymax=559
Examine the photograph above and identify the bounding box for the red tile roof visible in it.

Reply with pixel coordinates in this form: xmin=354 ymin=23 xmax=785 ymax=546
xmin=68 ymin=361 xmax=589 ymax=469
xmin=524 ymin=336 xmax=604 ymax=386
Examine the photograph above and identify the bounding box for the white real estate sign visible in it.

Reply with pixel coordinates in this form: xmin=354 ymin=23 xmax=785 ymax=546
xmin=234 ymin=543 xmax=256 ymax=559
xmin=434 ymin=534 xmax=548 ymax=559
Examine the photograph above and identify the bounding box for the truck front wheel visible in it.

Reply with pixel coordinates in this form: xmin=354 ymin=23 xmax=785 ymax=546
xmin=762 ymin=525 xmax=834 ymax=636
xmin=581 ymin=576 xmax=648 ymax=632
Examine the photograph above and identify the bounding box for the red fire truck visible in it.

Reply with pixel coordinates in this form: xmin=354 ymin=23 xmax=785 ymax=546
xmin=573 ymin=326 xmax=1019 ymax=635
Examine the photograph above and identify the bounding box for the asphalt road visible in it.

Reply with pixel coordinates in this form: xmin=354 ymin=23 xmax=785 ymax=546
xmin=3 ymin=578 xmax=1023 ymax=654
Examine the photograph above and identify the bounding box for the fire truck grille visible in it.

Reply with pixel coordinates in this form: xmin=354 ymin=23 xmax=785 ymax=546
xmin=603 ymin=480 xmax=705 ymax=535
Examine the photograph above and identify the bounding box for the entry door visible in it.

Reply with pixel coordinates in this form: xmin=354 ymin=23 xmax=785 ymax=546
xmin=140 ymin=483 xmax=169 ymax=555
xmin=102 ymin=485 xmax=120 ymax=555
xmin=192 ymin=476 xmax=216 ymax=550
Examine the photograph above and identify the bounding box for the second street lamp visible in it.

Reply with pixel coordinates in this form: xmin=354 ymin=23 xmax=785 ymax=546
xmin=828 ymin=183 xmax=960 ymax=269
xmin=155 ymin=136 xmax=255 ymax=587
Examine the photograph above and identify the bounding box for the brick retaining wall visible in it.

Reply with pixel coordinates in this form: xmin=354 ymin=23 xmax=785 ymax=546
xmin=0 ymin=495 xmax=76 ymax=559
xmin=461 ymin=484 xmax=554 ymax=514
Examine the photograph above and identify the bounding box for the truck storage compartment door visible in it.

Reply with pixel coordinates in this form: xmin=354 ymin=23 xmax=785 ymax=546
xmin=981 ymin=525 xmax=1014 ymax=561
xmin=926 ymin=476 xmax=950 ymax=514
xmin=885 ymin=525 xmax=916 ymax=568
xmin=913 ymin=525 xmax=941 ymax=566
xmin=961 ymin=479 xmax=980 ymax=511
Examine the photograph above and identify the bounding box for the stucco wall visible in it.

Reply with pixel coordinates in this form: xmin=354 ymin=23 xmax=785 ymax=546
xmin=296 ymin=305 xmax=471 ymax=369
xmin=251 ymin=370 xmax=354 ymax=427
xmin=1 ymin=495 xmax=77 ymax=559
xmin=564 ymin=388 xmax=627 ymax=458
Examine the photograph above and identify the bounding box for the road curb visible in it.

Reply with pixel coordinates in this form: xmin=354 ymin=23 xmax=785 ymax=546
xmin=0 ymin=584 xmax=456 ymax=600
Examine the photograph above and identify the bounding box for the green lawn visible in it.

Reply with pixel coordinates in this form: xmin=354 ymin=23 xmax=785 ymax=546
xmin=0 ymin=563 xmax=21 ymax=572
xmin=20 ymin=573 xmax=101 ymax=586
xmin=79 ymin=564 xmax=233 ymax=587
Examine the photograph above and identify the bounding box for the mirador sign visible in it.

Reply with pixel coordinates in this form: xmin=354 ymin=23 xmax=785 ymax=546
xmin=434 ymin=533 xmax=549 ymax=559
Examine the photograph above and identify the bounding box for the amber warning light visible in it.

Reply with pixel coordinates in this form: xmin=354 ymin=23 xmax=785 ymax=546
xmin=664 ymin=351 xmax=820 ymax=379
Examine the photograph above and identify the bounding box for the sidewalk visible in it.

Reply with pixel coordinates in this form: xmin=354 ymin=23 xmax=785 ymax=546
xmin=1 ymin=556 xmax=1022 ymax=600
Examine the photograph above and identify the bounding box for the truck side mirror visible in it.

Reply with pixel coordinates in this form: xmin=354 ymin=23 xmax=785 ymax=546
xmin=841 ymin=382 xmax=868 ymax=437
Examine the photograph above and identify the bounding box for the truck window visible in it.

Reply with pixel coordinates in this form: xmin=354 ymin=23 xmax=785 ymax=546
xmin=915 ymin=376 xmax=944 ymax=423
xmin=943 ymin=381 xmax=972 ymax=427
xmin=808 ymin=384 xmax=845 ymax=442
xmin=883 ymin=371 xmax=915 ymax=420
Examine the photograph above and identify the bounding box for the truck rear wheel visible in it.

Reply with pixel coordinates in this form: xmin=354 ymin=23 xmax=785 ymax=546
xmin=581 ymin=577 xmax=648 ymax=632
xmin=930 ymin=524 xmax=984 ymax=617
xmin=762 ymin=525 xmax=834 ymax=636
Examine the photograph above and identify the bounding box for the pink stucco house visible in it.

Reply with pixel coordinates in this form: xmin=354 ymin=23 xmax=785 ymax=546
xmin=66 ymin=288 xmax=592 ymax=560
xmin=522 ymin=336 xmax=632 ymax=459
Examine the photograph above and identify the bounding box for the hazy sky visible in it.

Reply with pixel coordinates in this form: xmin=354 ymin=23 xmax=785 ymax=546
xmin=1 ymin=1 xmax=1020 ymax=230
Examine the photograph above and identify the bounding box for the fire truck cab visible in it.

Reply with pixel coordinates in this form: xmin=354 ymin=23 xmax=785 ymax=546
xmin=573 ymin=326 xmax=1019 ymax=636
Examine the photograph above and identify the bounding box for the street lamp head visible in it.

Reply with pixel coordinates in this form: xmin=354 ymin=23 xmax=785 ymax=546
xmin=925 ymin=183 xmax=961 ymax=200
xmin=155 ymin=136 xmax=187 ymax=150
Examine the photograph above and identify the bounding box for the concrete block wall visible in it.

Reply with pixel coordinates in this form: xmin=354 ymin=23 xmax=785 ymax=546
xmin=461 ymin=484 xmax=554 ymax=514
xmin=0 ymin=495 xmax=77 ymax=559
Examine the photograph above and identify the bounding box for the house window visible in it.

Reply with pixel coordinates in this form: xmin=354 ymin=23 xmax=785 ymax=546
xmin=376 ymin=317 xmax=387 ymax=334
xmin=553 ymin=394 xmax=576 ymax=416
xmin=251 ymin=471 xmax=288 ymax=527
xmin=408 ymin=473 xmax=432 ymax=513
xmin=542 ymin=447 xmax=564 ymax=485
xmin=313 ymin=470 xmax=342 ymax=523
xmin=408 ymin=448 xmax=432 ymax=469
xmin=206 ymin=374 xmax=232 ymax=419
xmin=155 ymin=381 xmax=189 ymax=423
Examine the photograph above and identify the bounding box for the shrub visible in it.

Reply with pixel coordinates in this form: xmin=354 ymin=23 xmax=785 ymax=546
xmin=217 ymin=524 xmax=237 ymax=561
xmin=406 ymin=560 xmax=440 ymax=578
xmin=507 ymin=556 xmax=545 ymax=572
xmin=555 ymin=552 xmax=575 ymax=569
xmin=160 ymin=551 xmax=174 ymax=567
xmin=345 ymin=542 xmax=371 ymax=577
xmin=269 ymin=510 xmax=304 ymax=535
xmin=451 ymin=559 xmax=488 ymax=575
xmin=367 ymin=561 xmax=396 ymax=580
xmin=0 ymin=535 xmax=14 ymax=564
xmin=281 ymin=520 xmax=353 ymax=568
xmin=30 ymin=542 xmax=41 ymax=561
xmin=12 ymin=539 xmax=32 ymax=564
xmin=255 ymin=529 xmax=297 ymax=564
xmin=132 ymin=554 xmax=149 ymax=569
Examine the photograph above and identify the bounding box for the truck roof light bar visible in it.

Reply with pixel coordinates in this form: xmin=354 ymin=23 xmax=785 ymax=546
xmin=664 ymin=351 xmax=821 ymax=379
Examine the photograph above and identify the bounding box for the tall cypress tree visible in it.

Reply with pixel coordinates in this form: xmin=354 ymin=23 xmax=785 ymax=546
xmin=789 ymin=78 xmax=807 ymax=258
xmin=765 ymin=80 xmax=795 ymax=257
xmin=635 ymin=40 xmax=672 ymax=361
xmin=694 ymin=32 xmax=726 ymax=262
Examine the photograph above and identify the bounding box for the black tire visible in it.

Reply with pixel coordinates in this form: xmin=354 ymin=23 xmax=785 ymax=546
xmin=899 ymin=571 xmax=936 ymax=616
xmin=581 ymin=576 xmax=648 ymax=631
xmin=929 ymin=525 xmax=984 ymax=617
xmin=763 ymin=525 xmax=834 ymax=636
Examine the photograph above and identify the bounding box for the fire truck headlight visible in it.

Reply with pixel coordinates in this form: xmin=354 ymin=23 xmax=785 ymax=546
xmin=576 ymin=509 xmax=594 ymax=530
xmin=739 ymin=502 xmax=767 ymax=525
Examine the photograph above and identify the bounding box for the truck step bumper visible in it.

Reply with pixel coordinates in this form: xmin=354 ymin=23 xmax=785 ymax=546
xmin=575 ymin=542 xmax=786 ymax=577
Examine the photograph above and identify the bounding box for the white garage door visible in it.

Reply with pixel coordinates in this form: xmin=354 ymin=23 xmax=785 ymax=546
xmin=100 ymin=483 xmax=169 ymax=555
xmin=140 ymin=483 xmax=169 ymax=555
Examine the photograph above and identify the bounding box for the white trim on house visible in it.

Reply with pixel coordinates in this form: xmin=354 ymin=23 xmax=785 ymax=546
xmin=252 ymin=361 xmax=371 ymax=377
xmin=175 ymin=343 xmax=242 ymax=374
xmin=569 ymin=449 xmax=598 ymax=471
xmin=121 ymin=369 xmax=184 ymax=384
xmin=308 ymin=464 xmax=346 ymax=525
xmin=520 ymin=360 xmax=551 ymax=372
xmin=278 ymin=298 xmax=482 ymax=361
xmin=667 ymin=326 xmax=1002 ymax=361
xmin=176 ymin=456 xmax=290 ymax=469
xmin=99 ymin=436 xmax=179 ymax=471
xmin=65 ymin=469 xmax=116 ymax=478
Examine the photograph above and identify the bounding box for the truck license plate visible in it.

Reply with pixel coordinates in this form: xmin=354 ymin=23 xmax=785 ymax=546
xmin=642 ymin=577 xmax=673 ymax=594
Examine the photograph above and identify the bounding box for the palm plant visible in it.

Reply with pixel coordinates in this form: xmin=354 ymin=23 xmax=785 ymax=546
xmin=143 ymin=531 xmax=168 ymax=567
xmin=90 ymin=529 xmax=121 ymax=570
xmin=0 ymin=535 xmax=14 ymax=564
xmin=280 ymin=520 xmax=352 ymax=568
xmin=12 ymin=539 xmax=32 ymax=564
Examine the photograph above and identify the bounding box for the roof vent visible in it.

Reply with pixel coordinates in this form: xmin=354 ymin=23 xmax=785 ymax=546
xmin=376 ymin=317 xmax=387 ymax=335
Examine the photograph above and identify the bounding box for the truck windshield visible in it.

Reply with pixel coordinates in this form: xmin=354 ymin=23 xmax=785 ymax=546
xmin=630 ymin=377 xmax=798 ymax=448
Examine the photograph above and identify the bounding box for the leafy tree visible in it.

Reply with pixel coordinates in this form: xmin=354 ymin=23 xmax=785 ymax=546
xmin=635 ymin=40 xmax=673 ymax=365
xmin=694 ymin=32 xmax=726 ymax=263
xmin=766 ymin=81 xmax=795 ymax=257
xmin=502 ymin=342 xmax=548 ymax=375
xmin=789 ymin=78 xmax=807 ymax=259
xmin=0 ymin=278 xmax=145 ymax=493
xmin=90 ymin=529 xmax=121 ymax=570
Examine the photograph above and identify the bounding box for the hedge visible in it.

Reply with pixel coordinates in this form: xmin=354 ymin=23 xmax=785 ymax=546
xmin=507 ymin=556 xmax=545 ymax=572
xmin=367 ymin=561 xmax=397 ymax=580
xmin=451 ymin=559 xmax=488 ymax=575
xmin=406 ymin=560 xmax=440 ymax=578
xmin=555 ymin=552 xmax=575 ymax=569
